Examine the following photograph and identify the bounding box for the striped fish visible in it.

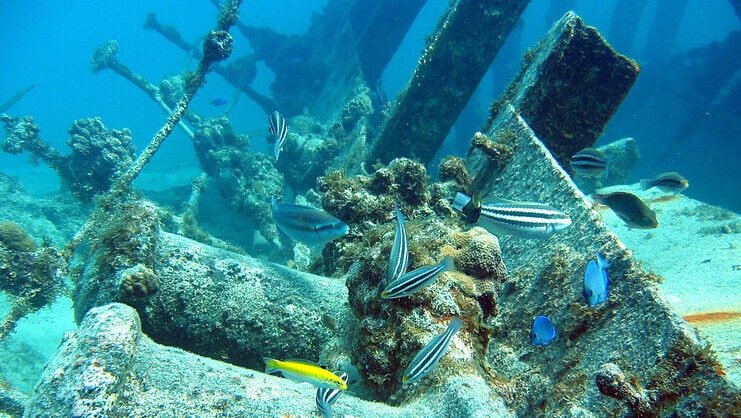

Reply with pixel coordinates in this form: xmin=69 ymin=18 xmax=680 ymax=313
xmin=453 ymin=192 xmax=571 ymax=239
xmin=315 ymin=372 xmax=349 ymax=418
xmin=271 ymin=198 xmax=349 ymax=246
xmin=383 ymin=207 xmax=410 ymax=288
xmin=570 ymin=148 xmax=607 ymax=178
xmin=268 ymin=110 xmax=288 ymax=161
xmin=402 ymin=317 xmax=463 ymax=385
xmin=381 ymin=257 xmax=453 ymax=299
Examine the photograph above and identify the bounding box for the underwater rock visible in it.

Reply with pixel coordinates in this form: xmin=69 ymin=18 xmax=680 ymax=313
xmin=368 ymin=0 xmax=530 ymax=166
xmin=25 ymin=303 xmax=513 ymax=417
xmin=484 ymin=12 xmax=639 ymax=175
xmin=75 ymin=198 xmax=351 ymax=372
xmin=316 ymin=158 xmax=509 ymax=401
xmin=595 ymin=362 xmax=654 ymax=415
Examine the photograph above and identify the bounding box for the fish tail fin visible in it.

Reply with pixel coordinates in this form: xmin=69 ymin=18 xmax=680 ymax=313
xmin=452 ymin=192 xmax=472 ymax=212
xmin=263 ymin=357 xmax=279 ymax=374
xmin=440 ymin=256 xmax=455 ymax=272
xmin=596 ymin=253 xmax=610 ymax=269
xmin=448 ymin=316 xmax=464 ymax=333
xmin=639 ymin=179 xmax=651 ymax=190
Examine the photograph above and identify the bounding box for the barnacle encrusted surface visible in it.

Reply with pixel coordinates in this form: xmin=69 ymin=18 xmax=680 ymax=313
xmin=315 ymin=158 xmax=509 ymax=400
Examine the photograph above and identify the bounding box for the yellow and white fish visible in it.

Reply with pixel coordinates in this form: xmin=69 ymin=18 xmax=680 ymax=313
xmin=263 ymin=357 xmax=348 ymax=390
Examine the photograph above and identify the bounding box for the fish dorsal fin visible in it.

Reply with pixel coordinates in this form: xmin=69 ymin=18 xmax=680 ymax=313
xmin=285 ymin=358 xmax=323 ymax=368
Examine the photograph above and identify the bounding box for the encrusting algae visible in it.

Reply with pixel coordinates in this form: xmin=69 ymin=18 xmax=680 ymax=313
xmin=314 ymin=157 xmax=509 ymax=401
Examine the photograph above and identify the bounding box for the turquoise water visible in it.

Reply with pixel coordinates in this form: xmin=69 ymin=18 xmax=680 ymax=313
xmin=1 ymin=1 xmax=739 ymax=416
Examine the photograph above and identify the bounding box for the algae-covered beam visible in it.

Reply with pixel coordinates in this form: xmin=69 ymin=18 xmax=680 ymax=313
xmin=367 ymin=0 xmax=530 ymax=166
xmin=473 ymin=11 xmax=638 ymax=181
xmin=144 ymin=12 xmax=277 ymax=115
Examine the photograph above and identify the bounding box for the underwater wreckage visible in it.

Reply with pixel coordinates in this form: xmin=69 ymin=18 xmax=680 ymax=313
xmin=1 ymin=1 xmax=739 ymax=417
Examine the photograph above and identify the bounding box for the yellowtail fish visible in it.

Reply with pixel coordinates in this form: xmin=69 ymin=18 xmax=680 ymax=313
xmin=592 ymin=191 xmax=658 ymax=229
xmin=263 ymin=358 xmax=348 ymax=390
xmin=453 ymin=192 xmax=571 ymax=239
xmin=381 ymin=257 xmax=453 ymax=299
xmin=403 ymin=317 xmax=463 ymax=384
xmin=383 ymin=207 xmax=410 ymax=288
xmin=268 ymin=110 xmax=288 ymax=161
xmin=271 ymin=197 xmax=349 ymax=246
xmin=315 ymin=372 xmax=349 ymax=418
xmin=639 ymin=172 xmax=688 ymax=194
xmin=570 ymin=148 xmax=607 ymax=178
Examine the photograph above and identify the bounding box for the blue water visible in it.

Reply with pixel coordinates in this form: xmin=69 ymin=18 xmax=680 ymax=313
xmin=2 ymin=1 xmax=738 ymax=210
xmin=0 ymin=0 xmax=739 ymax=413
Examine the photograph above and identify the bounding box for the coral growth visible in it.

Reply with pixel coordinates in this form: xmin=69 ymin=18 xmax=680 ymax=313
xmin=315 ymin=158 xmax=509 ymax=400
xmin=0 ymin=221 xmax=62 ymax=339
xmin=1 ymin=115 xmax=135 ymax=202
xmin=75 ymin=199 xmax=161 ymax=322
xmin=192 ymin=118 xmax=283 ymax=246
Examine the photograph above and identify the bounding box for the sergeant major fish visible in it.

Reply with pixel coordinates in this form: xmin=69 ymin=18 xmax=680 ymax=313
xmin=453 ymin=192 xmax=571 ymax=239
xmin=271 ymin=198 xmax=349 ymax=246
xmin=403 ymin=317 xmax=463 ymax=384
xmin=381 ymin=257 xmax=453 ymax=299
xmin=592 ymin=191 xmax=658 ymax=229
xmin=263 ymin=357 xmax=347 ymax=390
xmin=316 ymin=372 xmax=349 ymax=418
xmin=639 ymin=172 xmax=689 ymax=194
xmin=583 ymin=253 xmax=610 ymax=307
xmin=570 ymin=147 xmax=608 ymax=178
xmin=268 ymin=110 xmax=288 ymax=161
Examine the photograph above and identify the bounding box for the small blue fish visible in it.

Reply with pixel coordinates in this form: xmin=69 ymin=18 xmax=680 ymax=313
xmin=383 ymin=207 xmax=410 ymax=288
xmin=271 ymin=198 xmax=349 ymax=246
xmin=530 ymin=315 xmax=556 ymax=346
xmin=268 ymin=110 xmax=288 ymax=161
xmin=403 ymin=317 xmax=463 ymax=385
xmin=381 ymin=257 xmax=453 ymax=299
xmin=316 ymin=372 xmax=349 ymax=418
xmin=583 ymin=253 xmax=610 ymax=307
xmin=209 ymin=97 xmax=228 ymax=107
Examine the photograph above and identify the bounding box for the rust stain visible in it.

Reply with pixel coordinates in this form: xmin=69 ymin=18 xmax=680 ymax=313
xmin=682 ymin=311 xmax=741 ymax=324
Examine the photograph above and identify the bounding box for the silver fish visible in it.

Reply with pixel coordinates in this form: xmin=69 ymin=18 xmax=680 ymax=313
xmin=403 ymin=317 xmax=463 ymax=384
xmin=639 ymin=172 xmax=688 ymax=194
xmin=570 ymin=148 xmax=607 ymax=178
xmin=381 ymin=257 xmax=453 ymax=299
xmin=453 ymin=192 xmax=571 ymax=239
xmin=384 ymin=207 xmax=410 ymax=288
xmin=316 ymin=372 xmax=349 ymax=418
xmin=271 ymin=198 xmax=349 ymax=246
xmin=268 ymin=110 xmax=288 ymax=161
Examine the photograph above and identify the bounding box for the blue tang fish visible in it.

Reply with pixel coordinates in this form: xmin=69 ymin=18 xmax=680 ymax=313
xmin=271 ymin=198 xmax=349 ymax=246
xmin=530 ymin=315 xmax=556 ymax=346
xmin=583 ymin=253 xmax=610 ymax=307
xmin=209 ymin=97 xmax=228 ymax=107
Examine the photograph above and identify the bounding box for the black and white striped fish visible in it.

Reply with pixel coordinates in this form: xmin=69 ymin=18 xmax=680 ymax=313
xmin=383 ymin=207 xmax=410 ymax=288
xmin=315 ymin=372 xmax=349 ymax=418
xmin=570 ymin=148 xmax=607 ymax=178
xmin=453 ymin=192 xmax=571 ymax=239
xmin=381 ymin=257 xmax=453 ymax=299
xmin=268 ymin=110 xmax=288 ymax=161
xmin=402 ymin=317 xmax=463 ymax=385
